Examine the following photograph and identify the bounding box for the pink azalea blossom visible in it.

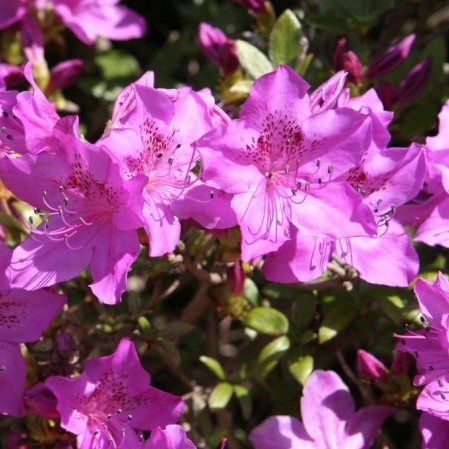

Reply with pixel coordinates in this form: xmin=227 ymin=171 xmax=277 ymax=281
xmin=143 ymin=425 xmax=196 ymax=449
xmin=419 ymin=412 xmax=449 ymax=449
xmin=0 ymin=242 xmax=66 ymax=416
xmin=249 ymin=370 xmax=393 ymax=449
xmin=0 ymin=116 xmax=146 ymax=304
xmin=52 ymin=0 xmax=147 ymax=44
xmin=197 ymin=65 xmax=377 ymax=262
xmin=395 ymin=273 xmax=449 ymax=386
xmin=46 ymin=338 xmax=184 ymax=449
xmin=0 ymin=0 xmax=27 ymax=30
xmin=0 ymin=63 xmax=60 ymax=155
xmin=100 ymin=83 xmax=227 ymax=256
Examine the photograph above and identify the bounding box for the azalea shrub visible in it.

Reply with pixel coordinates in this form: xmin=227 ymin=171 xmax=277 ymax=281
xmin=2 ymin=1 xmax=449 ymax=448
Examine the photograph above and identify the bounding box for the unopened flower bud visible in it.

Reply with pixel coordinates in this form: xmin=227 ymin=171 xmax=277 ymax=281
xmin=24 ymin=383 xmax=59 ymax=419
xmin=47 ymin=59 xmax=84 ymax=93
xmin=390 ymin=351 xmax=413 ymax=376
xmin=333 ymin=38 xmax=363 ymax=85
xmin=357 ymin=349 xmax=388 ymax=381
xmin=397 ymin=57 xmax=432 ymax=108
xmin=366 ymin=34 xmax=415 ymax=80
xmin=233 ymin=0 xmax=268 ymax=15
xmin=198 ymin=22 xmax=239 ymax=76
xmin=375 ymin=81 xmax=400 ymax=110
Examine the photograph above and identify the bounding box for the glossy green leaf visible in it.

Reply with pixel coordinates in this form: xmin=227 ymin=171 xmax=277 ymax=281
xmin=235 ymin=40 xmax=273 ymax=80
xmin=200 ymin=356 xmax=226 ymax=380
xmin=243 ymin=278 xmax=260 ymax=306
xmin=289 ymin=355 xmax=314 ymax=386
xmin=208 ymin=382 xmax=234 ymax=411
xmin=269 ymin=9 xmax=302 ymax=67
xmin=318 ymin=302 xmax=357 ymax=344
xmin=256 ymin=335 xmax=290 ymax=380
xmin=244 ymin=307 xmax=289 ymax=335
xmin=233 ymin=385 xmax=252 ymax=419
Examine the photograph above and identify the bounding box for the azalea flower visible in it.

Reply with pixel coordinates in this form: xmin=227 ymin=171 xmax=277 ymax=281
xmin=197 ymin=65 xmax=377 ymax=262
xmin=0 ymin=63 xmax=60 ymax=155
xmin=396 ymin=273 xmax=449 ymax=386
xmin=419 ymin=412 xmax=449 ymax=449
xmin=0 ymin=242 xmax=66 ymax=416
xmin=0 ymin=115 xmax=146 ymax=304
xmin=46 ymin=338 xmax=184 ymax=449
xmin=143 ymin=425 xmax=196 ymax=449
xmin=100 ymin=82 xmax=228 ymax=256
xmin=249 ymin=370 xmax=393 ymax=449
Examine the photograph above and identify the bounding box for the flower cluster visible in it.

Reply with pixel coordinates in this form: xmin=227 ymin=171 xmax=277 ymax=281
xmin=3 ymin=2 xmax=449 ymax=448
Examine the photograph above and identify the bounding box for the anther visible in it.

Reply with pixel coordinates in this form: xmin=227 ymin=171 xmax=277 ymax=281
xmin=93 ymin=430 xmax=100 ymax=436
xmin=210 ymin=191 xmax=214 ymax=199
xmin=176 ymin=143 xmax=181 ymax=149
xmin=285 ymin=165 xmax=290 ymax=174
xmin=317 ymin=177 xmax=322 ymax=184
xmin=316 ymin=159 xmax=321 ymax=168
xmin=156 ymin=153 xmax=163 ymax=158
xmin=305 ymin=182 xmax=310 ymax=192
xmin=107 ymin=413 xmax=112 ymax=419
xmin=127 ymin=414 xmax=132 ymax=420
xmin=438 ymin=378 xmax=444 ymax=387
xmin=6 ymin=134 xmax=12 ymax=140
xmin=59 ymin=186 xmax=65 ymax=192
xmin=168 ymin=158 xmax=174 ymax=165
xmin=441 ymin=393 xmax=446 ymax=400
xmin=327 ymin=165 xmax=333 ymax=175
xmin=116 ymin=409 xmax=122 ymax=414
xmin=2 ymin=111 xmax=8 ymax=118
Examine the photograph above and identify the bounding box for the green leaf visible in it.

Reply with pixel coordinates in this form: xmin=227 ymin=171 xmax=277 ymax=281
xmin=256 ymin=335 xmax=290 ymax=380
xmin=137 ymin=316 xmax=151 ymax=332
xmin=244 ymin=307 xmax=289 ymax=335
xmin=269 ymin=9 xmax=302 ymax=67
xmin=291 ymin=293 xmax=316 ymax=332
xmin=95 ymin=50 xmax=140 ymax=80
xmin=200 ymin=356 xmax=226 ymax=380
xmin=208 ymin=382 xmax=234 ymax=411
xmin=243 ymin=278 xmax=260 ymax=306
xmin=235 ymin=40 xmax=273 ymax=80
xmin=233 ymin=385 xmax=252 ymax=419
xmin=318 ymin=301 xmax=357 ymax=344
xmin=289 ymin=355 xmax=314 ymax=386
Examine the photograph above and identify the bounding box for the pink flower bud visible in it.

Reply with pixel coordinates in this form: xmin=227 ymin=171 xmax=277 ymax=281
xmin=47 ymin=59 xmax=84 ymax=93
xmin=390 ymin=351 xmax=413 ymax=376
xmin=357 ymin=350 xmax=388 ymax=381
xmin=0 ymin=63 xmax=25 ymax=90
xmin=375 ymin=81 xmax=400 ymax=110
xmin=366 ymin=34 xmax=415 ymax=80
xmin=198 ymin=22 xmax=239 ymax=75
xmin=333 ymin=38 xmax=363 ymax=85
xmin=234 ymin=0 xmax=268 ymax=14
xmin=397 ymin=57 xmax=432 ymax=108
xmin=229 ymin=262 xmax=245 ymax=296
xmin=24 ymin=383 xmax=59 ymax=419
